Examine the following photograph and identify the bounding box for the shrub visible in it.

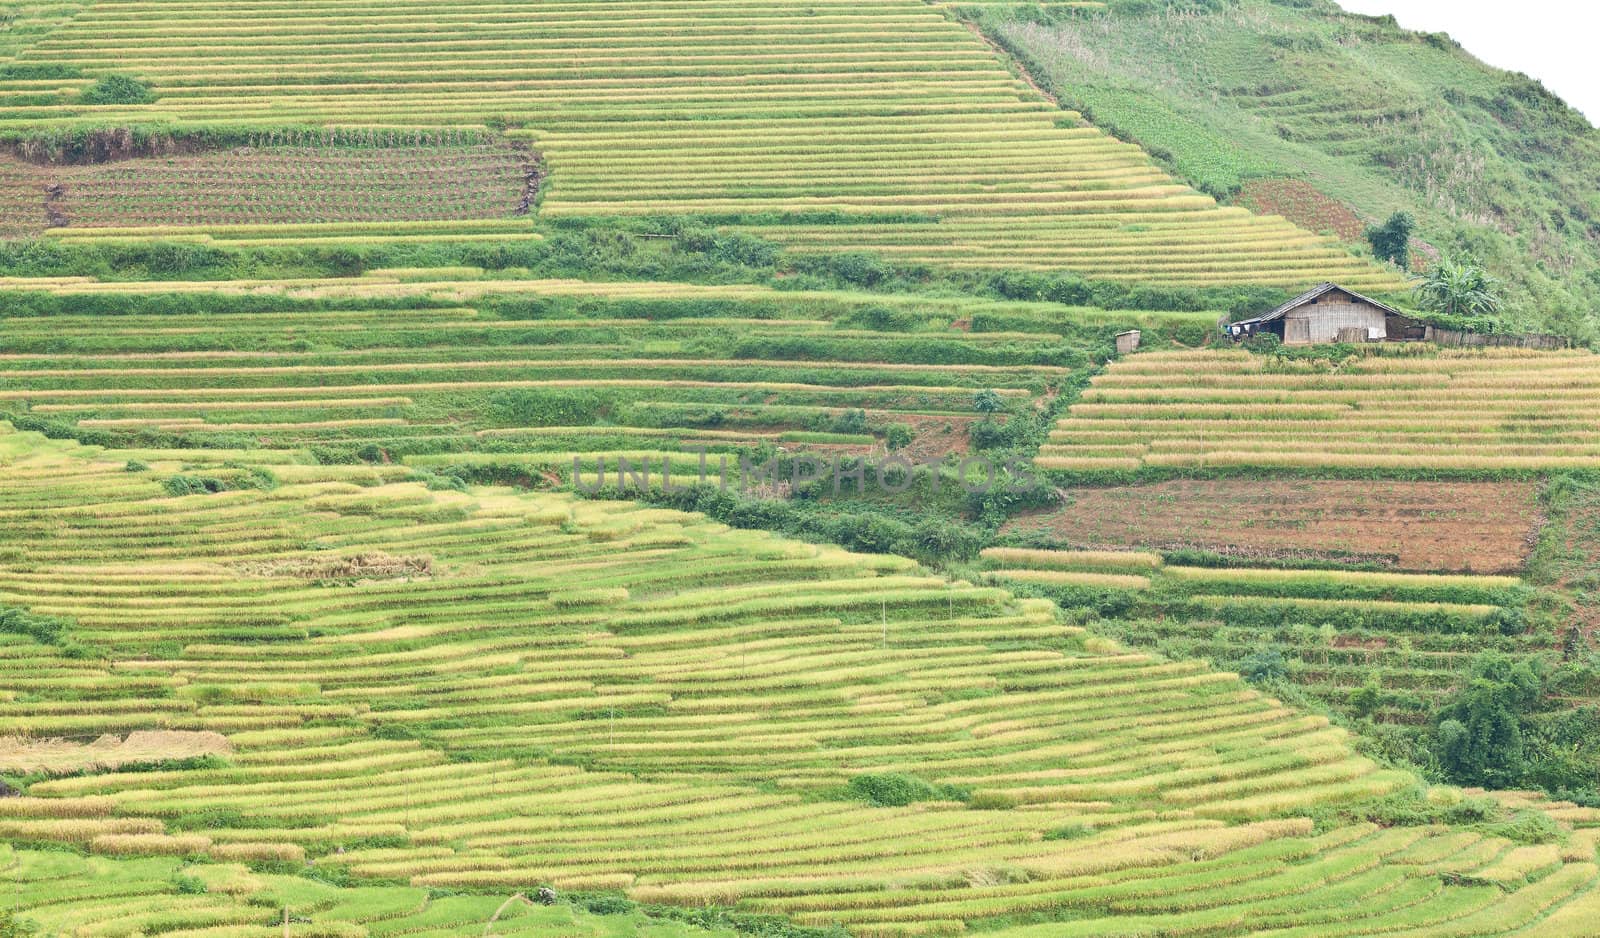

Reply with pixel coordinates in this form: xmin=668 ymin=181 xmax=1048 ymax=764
xmin=489 ymin=388 xmax=606 ymax=427
xmin=884 ymin=423 xmax=914 ymax=450
xmin=1242 ymin=332 xmax=1282 ymax=353
xmin=1240 ymin=646 xmax=1288 ymax=683
xmin=828 ymin=252 xmax=889 ymax=286
xmin=842 ymin=773 xmax=968 ymax=807
xmin=835 ymin=304 xmax=922 ymax=332
xmin=162 ymin=475 xmax=229 ymax=497
xmin=973 ymin=389 xmax=1005 ymax=413
xmin=1043 ymin=823 xmax=1096 ymax=841
xmin=712 ymin=232 xmax=778 ymax=267
xmin=584 ymin=895 xmax=636 ymax=915
xmin=1350 ymin=677 xmax=1382 ymax=719
xmin=80 ymin=75 xmax=156 ymax=105
xmin=829 ymin=409 xmax=868 ymax=435
xmin=0 ymin=606 xmax=70 ymax=646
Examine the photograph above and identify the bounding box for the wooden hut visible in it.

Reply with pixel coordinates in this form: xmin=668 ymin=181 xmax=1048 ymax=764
xmin=1226 ymin=283 xmax=1422 ymax=345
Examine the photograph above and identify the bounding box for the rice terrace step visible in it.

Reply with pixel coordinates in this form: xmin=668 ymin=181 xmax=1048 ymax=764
xmin=1 ymin=0 xmax=1598 ymax=935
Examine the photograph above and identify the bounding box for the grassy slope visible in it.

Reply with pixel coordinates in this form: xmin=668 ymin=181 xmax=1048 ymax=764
xmin=974 ymin=0 xmax=1600 ymax=336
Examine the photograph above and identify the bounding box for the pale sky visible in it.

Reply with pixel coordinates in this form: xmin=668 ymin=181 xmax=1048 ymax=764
xmin=1337 ymin=1 xmax=1599 ymax=125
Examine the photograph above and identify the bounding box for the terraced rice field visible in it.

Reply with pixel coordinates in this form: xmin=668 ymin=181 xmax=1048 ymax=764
xmin=1 ymin=847 xmax=732 ymax=936
xmin=979 ymin=549 xmax=1586 ymax=729
xmin=1003 ymin=479 xmax=1546 ymax=572
xmin=1 ymin=424 xmax=1598 ymax=935
xmin=0 ymin=272 xmax=1186 ymax=466
xmin=0 ymin=0 xmax=1403 ymax=287
xmin=1040 ymin=348 xmax=1600 ymax=473
xmin=0 ymin=136 xmax=532 ymax=235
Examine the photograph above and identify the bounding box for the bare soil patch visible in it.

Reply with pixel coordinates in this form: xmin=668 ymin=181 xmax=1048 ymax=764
xmin=1234 ymin=179 xmax=1366 ymax=242
xmin=1004 ymin=479 xmax=1544 ymax=573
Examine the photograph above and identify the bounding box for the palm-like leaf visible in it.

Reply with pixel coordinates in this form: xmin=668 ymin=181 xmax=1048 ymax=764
xmin=1415 ymin=256 xmax=1503 ymax=317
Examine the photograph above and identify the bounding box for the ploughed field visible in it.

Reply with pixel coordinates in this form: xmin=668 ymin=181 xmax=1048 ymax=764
xmin=0 ymin=0 xmax=1403 ymax=287
xmin=0 ymin=135 xmax=532 ymax=236
xmin=1005 ymin=479 xmax=1546 ymax=573
xmin=3 ymin=424 xmax=1600 ymax=936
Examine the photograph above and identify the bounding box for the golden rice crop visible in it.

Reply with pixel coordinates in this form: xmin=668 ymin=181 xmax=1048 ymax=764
xmin=207 ymin=841 xmax=308 ymax=863
xmin=988 ymin=570 xmax=1153 ymax=590
xmin=980 ymin=547 xmax=1164 ymax=571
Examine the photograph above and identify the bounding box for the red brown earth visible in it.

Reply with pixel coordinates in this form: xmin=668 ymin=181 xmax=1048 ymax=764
xmin=1004 ymin=479 xmax=1545 ymax=573
xmin=1234 ymin=179 xmax=1366 ymax=242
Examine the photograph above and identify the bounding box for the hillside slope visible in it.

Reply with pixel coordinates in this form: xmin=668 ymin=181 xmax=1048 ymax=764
xmin=3 ymin=424 xmax=1600 ymax=935
xmin=0 ymin=0 xmax=1404 ymax=289
xmin=974 ymin=0 xmax=1600 ymax=334
xmin=1011 ymin=344 xmax=1600 ymax=804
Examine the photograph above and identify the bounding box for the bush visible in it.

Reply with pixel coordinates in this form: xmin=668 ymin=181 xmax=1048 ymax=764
xmin=1043 ymin=823 xmax=1095 ymax=840
xmin=1240 ymin=646 xmax=1288 ymax=683
xmin=712 ymin=232 xmax=778 ymax=267
xmin=842 ymin=773 xmax=968 ymax=807
xmin=162 ymin=475 xmax=229 ymax=497
xmin=80 ymin=75 xmax=156 ymax=105
xmin=835 ymin=304 xmax=923 ymax=332
xmin=584 ymin=895 xmax=636 ymax=915
xmin=0 ymin=606 xmax=72 ymax=646
xmin=884 ymin=423 xmax=914 ymax=450
xmin=829 ymin=409 xmax=869 ymax=435
xmin=489 ymin=388 xmax=606 ymax=427
xmin=828 ymin=252 xmax=889 ymax=286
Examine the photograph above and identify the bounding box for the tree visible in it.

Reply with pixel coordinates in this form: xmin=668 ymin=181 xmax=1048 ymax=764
xmin=1434 ymin=652 xmax=1544 ymax=787
xmin=1366 ymin=211 xmax=1415 ymax=268
xmin=1415 ymin=255 xmax=1504 ymax=318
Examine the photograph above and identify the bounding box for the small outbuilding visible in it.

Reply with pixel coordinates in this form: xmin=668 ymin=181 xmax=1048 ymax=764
xmin=1226 ymin=283 xmax=1424 ymax=346
xmin=1115 ymin=330 xmax=1142 ymax=355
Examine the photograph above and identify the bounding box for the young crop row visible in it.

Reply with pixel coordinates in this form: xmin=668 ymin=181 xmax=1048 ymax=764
xmin=0 ymin=141 xmax=530 ymax=235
